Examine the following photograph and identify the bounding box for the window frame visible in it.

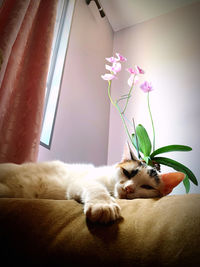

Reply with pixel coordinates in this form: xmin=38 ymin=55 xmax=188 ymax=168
xmin=40 ymin=0 xmax=75 ymax=149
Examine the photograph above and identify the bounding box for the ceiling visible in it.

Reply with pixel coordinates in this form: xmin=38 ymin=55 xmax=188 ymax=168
xmin=100 ymin=0 xmax=200 ymax=31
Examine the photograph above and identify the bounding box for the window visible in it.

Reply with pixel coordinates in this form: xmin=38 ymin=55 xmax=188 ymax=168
xmin=40 ymin=0 xmax=75 ymax=148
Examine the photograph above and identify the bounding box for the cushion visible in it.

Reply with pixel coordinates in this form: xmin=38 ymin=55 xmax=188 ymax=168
xmin=0 ymin=194 xmax=200 ymax=266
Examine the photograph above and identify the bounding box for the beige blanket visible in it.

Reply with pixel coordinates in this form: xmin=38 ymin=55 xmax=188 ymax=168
xmin=0 ymin=194 xmax=200 ymax=266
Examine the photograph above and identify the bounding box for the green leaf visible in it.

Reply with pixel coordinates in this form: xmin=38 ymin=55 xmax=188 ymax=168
xmin=150 ymin=145 xmax=192 ymax=158
xmin=135 ymin=124 xmax=152 ymax=157
xmin=152 ymin=156 xmax=198 ymax=186
xmin=183 ymin=175 xmax=190 ymax=193
xmin=143 ymin=156 xmax=151 ymax=165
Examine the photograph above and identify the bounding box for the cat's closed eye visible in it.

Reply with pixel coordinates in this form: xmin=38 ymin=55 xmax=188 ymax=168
xmin=141 ymin=184 xmax=154 ymax=190
xmin=122 ymin=168 xmax=138 ymax=179
xmin=148 ymin=169 xmax=158 ymax=177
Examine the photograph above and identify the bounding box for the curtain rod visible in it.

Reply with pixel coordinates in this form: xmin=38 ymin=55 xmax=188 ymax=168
xmin=86 ymin=0 xmax=105 ymax=18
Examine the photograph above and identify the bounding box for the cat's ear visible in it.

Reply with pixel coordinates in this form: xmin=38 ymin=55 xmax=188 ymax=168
xmin=160 ymin=172 xmax=185 ymax=195
xmin=121 ymin=142 xmax=138 ymax=162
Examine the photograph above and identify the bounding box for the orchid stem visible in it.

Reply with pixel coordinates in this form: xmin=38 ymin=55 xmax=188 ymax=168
xmin=147 ymin=92 xmax=155 ymax=151
xmin=108 ymin=81 xmax=115 ymax=107
xmin=121 ymin=76 xmax=135 ymax=114
xmin=121 ymin=85 xmax=133 ymax=114
xmin=115 ymin=103 xmax=132 ymax=144
xmin=107 ymin=81 xmax=132 ymax=145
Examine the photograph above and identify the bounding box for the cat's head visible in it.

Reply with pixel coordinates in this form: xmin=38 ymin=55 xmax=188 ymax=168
xmin=114 ymin=143 xmax=185 ymax=199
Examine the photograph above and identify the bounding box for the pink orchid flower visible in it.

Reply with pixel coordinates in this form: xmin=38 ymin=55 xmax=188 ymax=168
xmin=135 ymin=65 xmax=145 ymax=74
xmin=101 ymin=73 xmax=116 ymax=81
xmin=112 ymin=62 xmax=121 ymax=73
xmin=105 ymin=53 xmax=127 ymax=63
xmin=127 ymin=68 xmax=139 ymax=87
xmin=140 ymin=81 xmax=153 ymax=92
xmin=106 ymin=62 xmax=121 ymax=74
xmin=128 ymin=74 xmax=139 ymax=87
xmin=105 ymin=56 xmax=117 ymax=63
xmin=116 ymin=53 xmax=127 ymax=62
xmin=126 ymin=68 xmax=137 ymax=74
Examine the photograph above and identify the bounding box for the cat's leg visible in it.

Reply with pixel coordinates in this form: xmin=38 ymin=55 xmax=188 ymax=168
xmin=83 ymin=190 xmax=121 ymax=224
xmin=67 ymin=181 xmax=121 ymax=224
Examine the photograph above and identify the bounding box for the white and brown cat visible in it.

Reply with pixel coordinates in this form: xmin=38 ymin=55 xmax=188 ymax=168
xmin=0 ymin=144 xmax=184 ymax=223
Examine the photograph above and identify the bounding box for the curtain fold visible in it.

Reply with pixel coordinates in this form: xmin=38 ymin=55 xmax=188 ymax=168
xmin=0 ymin=0 xmax=58 ymax=163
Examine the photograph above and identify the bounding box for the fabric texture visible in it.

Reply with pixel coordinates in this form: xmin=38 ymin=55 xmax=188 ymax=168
xmin=0 ymin=194 xmax=199 ymax=266
xmin=0 ymin=0 xmax=58 ymax=164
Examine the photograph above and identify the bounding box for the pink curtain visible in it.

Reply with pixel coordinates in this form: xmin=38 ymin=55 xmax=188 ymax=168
xmin=0 ymin=0 xmax=58 ymax=163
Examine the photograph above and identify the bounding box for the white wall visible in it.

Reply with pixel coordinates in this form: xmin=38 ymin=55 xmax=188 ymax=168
xmin=38 ymin=0 xmax=113 ymax=165
xmin=108 ymin=2 xmax=200 ymax=194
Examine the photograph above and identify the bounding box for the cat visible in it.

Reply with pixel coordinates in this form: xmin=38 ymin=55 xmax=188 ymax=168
xmin=0 ymin=143 xmax=184 ymax=223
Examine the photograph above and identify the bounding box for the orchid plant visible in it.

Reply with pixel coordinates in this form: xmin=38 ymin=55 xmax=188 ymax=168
xmin=101 ymin=53 xmax=198 ymax=193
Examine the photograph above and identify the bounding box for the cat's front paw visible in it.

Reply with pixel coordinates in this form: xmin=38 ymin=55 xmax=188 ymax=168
xmin=84 ymin=201 xmax=121 ymax=224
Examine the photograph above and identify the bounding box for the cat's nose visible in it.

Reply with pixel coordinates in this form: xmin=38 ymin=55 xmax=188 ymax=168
xmin=125 ymin=185 xmax=135 ymax=194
